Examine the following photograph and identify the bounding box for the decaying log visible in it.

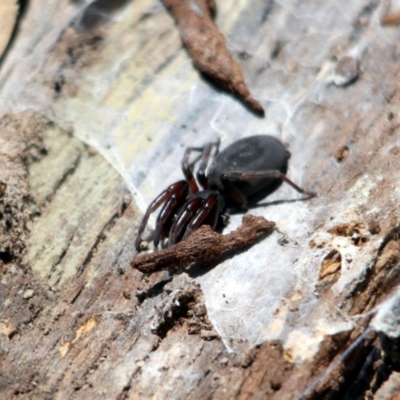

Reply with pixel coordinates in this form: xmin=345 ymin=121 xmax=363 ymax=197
xmin=2 ymin=1 xmax=400 ymax=400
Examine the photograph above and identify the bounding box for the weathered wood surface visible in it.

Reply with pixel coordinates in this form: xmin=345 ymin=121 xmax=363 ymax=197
xmin=2 ymin=1 xmax=400 ymax=399
xmin=0 ymin=1 xmax=18 ymax=59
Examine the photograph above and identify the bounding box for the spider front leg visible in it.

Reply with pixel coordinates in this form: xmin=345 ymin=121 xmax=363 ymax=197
xmin=196 ymin=140 xmax=220 ymax=189
xmin=182 ymin=193 xmax=222 ymax=241
xmin=153 ymin=188 xmax=189 ymax=248
xmin=181 ymin=141 xmax=220 ymax=191
xmin=168 ymin=192 xmax=222 ymax=246
xmin=135 ymin=180 xmax=189 ymax=251
xmin=168 ymin=197 xmax=203 ymax=246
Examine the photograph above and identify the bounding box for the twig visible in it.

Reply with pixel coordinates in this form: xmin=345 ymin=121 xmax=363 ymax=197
xmin=131 ymin=215 xmax=275 ymax=274
xmin=162 ymin=0 xmax=265 ymax=116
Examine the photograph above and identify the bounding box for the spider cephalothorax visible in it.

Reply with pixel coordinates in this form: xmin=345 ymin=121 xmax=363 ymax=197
xmin=135 ymin=135 xmax=316 ymax=251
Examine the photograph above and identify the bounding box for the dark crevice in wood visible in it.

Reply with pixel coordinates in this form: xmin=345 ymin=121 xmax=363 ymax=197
xmin=74 ymin=270 xmax=115 ymax=311
xmin=259 ymin=1 xmax=274 ymax=26
xmin=342 ymin=347 xmax=385 ymax=400
xmin=343 ymin=223 xmax=400 ymax=318
xmin=50 ymin=242 xmax=73 ymax=285
xmin=153 ymin=46 xmax=180 ymax=76
xmin=67 ymin=198 xmax=131 ymax=292
xmin=135 ymin=276 xmax=173 ymax=304
xmin=0 ymin=0 xmax=30 ymax=70
xmin=117 ymin=357 xmax=146 ymax=400
xmin=377 ymin=224 xmax=400 ymax=254
xmin=71 ymin=339 xmax=113 ymax=393
xmin=50 ymin=193 xmax=128 ymax=289
xmin=124 ymin=32 xmax=181 ymax=105
xmin=151 ymin=286 xmax=200 ymax=339
xmin=70 ymin=285 xmax=85 ymax=305
xmin=298 ymin=329 xmax=375 ymax=400
xmin=74 ymin=211 xmax=123 ymax=279
xmin=43 ymin=152 xmax=82 ymax=205
xmin=330 ymin=337 xmax=378 ymax=400
xmin=0 ymin=250 xmax=14 ymax=264
xmin=75 ymin=0 xmax=132 ymax=31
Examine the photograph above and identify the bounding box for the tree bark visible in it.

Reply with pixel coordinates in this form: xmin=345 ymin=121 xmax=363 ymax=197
xmin=2 ymin=1 xmax=400 ymax=399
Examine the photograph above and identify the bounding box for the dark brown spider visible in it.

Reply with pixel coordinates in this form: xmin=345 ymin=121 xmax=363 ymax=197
xmin=135 ymin=135 xmax=316 ymax=251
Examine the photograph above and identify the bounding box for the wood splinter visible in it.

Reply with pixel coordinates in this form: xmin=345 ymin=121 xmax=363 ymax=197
xmin=131 ymin=215 xmax=275 ymax=274
xmin=162 ymin=0 xmax=265 ymax=116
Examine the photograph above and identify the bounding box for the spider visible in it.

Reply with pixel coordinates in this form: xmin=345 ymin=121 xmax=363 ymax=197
xmin=135 ymin=135 xmax=316 ymax=251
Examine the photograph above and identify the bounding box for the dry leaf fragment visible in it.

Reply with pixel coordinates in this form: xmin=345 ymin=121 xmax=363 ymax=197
xmin=163 ymin=0 xmax=265 ymax=116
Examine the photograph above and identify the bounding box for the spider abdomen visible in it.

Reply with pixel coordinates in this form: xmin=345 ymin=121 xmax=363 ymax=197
xmin=207 ymin=135 xmax=290 ymax=204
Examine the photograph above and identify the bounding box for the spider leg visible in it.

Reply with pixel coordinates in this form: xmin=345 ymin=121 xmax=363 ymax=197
xmin=135 ymin=180 xmax=188 ymax=251
xmin=182 ymin=147 xmax=202 ymax=194
xmin=182 ymin=141 xmax=220 ymax=192
xmin=182 ymin=193 xmax=221 ymax=241
xmin=221 ymin=182 xmax=248 ymax=207
xmin=196 ymin=140 xmax=220 ymax=189
xmin=153 ymin=193 xmax=186 ymax=248
xmin=168 ymin=198 xmax=203 ymax=246
xmin=223 ymin=170 xmax=317 ymax=197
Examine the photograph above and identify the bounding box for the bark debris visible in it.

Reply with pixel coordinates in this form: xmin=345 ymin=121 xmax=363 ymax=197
xmin=163 ymin=0 xmax=265 ymax=116
xmin=131 ymin=214 xmax=275 ymax=273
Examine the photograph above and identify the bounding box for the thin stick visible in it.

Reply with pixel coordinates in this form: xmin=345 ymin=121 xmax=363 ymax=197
xmin=131 ymin=215 xmax=275 ymax=274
